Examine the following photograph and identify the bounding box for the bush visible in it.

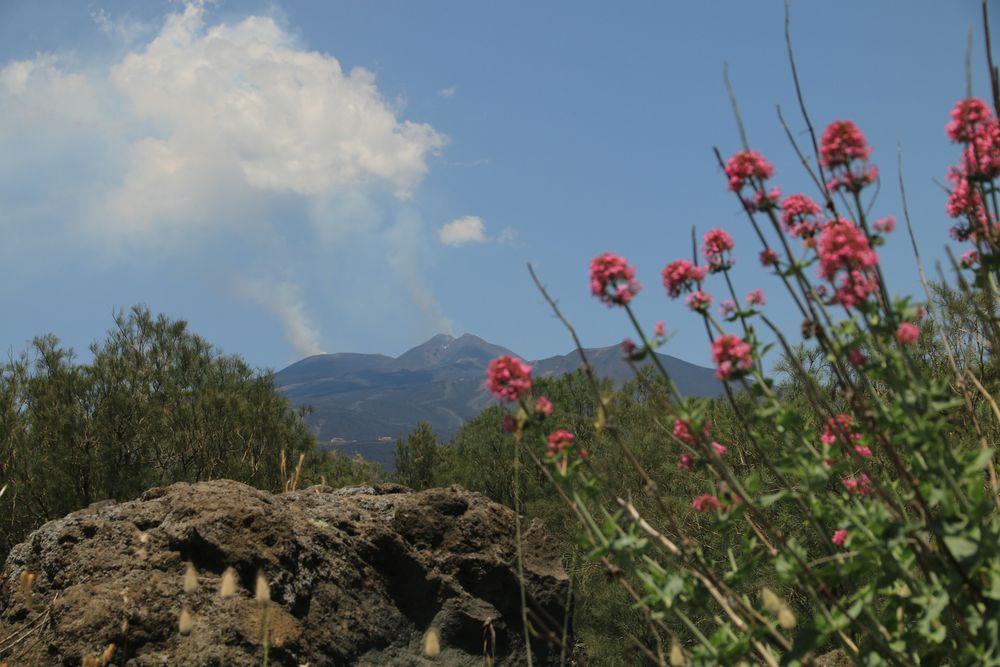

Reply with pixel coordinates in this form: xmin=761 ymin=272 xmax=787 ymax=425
xmin=477 ymin=13 xmax=1000 ymax=666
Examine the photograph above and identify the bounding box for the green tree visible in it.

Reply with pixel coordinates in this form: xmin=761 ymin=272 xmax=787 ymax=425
xmin=0 ymin=306 xmax=318 ymax=558
xmin=393 ymin=421 xmax=442 ymax=490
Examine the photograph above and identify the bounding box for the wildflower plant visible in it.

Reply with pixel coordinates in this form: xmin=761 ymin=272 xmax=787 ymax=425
xmin=488 ymin=7 xmax=1000 ymax=665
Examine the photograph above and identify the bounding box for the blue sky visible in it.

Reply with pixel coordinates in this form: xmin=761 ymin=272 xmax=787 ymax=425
xmin=0 ymin=1 xmax=988 ymax=371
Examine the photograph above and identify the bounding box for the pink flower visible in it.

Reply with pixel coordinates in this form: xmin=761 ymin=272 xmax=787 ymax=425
xmin=818 ymin=218 xmax=880 ymax=308
xmin=759 ymin=248 xmax=780 ymax=267
xmin=820 ymin=121 xmax=877 ymax=193
xmin=745 ymin=187 xmax=781 ymax=212
xmin=686 ymin=290 xmax=713 ymax=312
xmin=854 ymin=445 xmax=873 ymax=458
xmin=674 ymin=419 xmax=696 ymax=444
xmin=718 ymin=299 xmax=737 ymax=318
xmin=486 ymin=355 xmax=533 ymax=402
xmin=654 ymin=321 xmax=667 ymax=338
xmin=661 ymin=259 xmax=705 ymax=298
xmin=873 ymin=216 xmax=895 ymax=234
xmin=724 ymin=150 xmax=774 ymax=192
xmin=947 ymin=98 xmax=994 ymax=143
xmin=677 ymin=453 xmax=692 ymax=471
xmin=962 ymin=122 xmax=1000 ymax=179
xmin=546 ymin=429 xmax=575 ymax=454
xmin=820 ymin=120 xmax=872 ymax=168
xmin=711 ymin=334 xmax=753 ymax=381
xmin=818 ymin=219 xmax=878 ymax=279
xmin=821 ymin=414 xmax=860 ymax=447
xmin=960 ymin=250 xmax=980 ymax=268
xmin=896 ymin=322 xmax=919 ymax=345
xmin=780 ymin=194 xmax=823 ymax=238
xmin=831 ymin=529 xmax=849 ymax=547
xmin=691 ymin=494 xmax=722 ymax=512
xmin=622 ymin=338 xmax=636 ymax=355
xmin=946 ymin=168 xmax=989 ymax=231
xmin=702 ymin=228 xmax=735 ymax=272
xmin=745 ymin=289 xmax=765 ymax=306
xmin=535 ymin=396 xmax=553 ymax=416
xmin=590 ymin=252 xmax=641 ymax=307
xmin=842 ymin=473 xmax=872 ymax=496
xmin=849 ymin=348 xmax=866 ymax=367
xmin=711 ymin=442 xmax=727 ymax=456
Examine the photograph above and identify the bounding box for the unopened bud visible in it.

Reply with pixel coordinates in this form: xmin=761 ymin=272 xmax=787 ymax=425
xmin=255 ymin=571 xmax=270 ymax=603
xmin=178 ymin=606 xmax=194 ymax=635
xmin=220 ymin=567 xmax=237 ymax=597
xmin=183 ymin=562 xmax=198 ymax=593
xmin=669 ymin=640 xmax=685 ymax=666
xmin=423 ymin=627 xmax=440 ymax=657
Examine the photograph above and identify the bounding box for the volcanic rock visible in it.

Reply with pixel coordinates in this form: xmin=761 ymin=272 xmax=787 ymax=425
xmin=0 ymin=480 xmax=569 ymax=666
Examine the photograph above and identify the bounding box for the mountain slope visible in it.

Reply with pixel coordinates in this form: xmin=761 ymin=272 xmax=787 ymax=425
xmin=273 ymin=334 xmax=721 ymax=467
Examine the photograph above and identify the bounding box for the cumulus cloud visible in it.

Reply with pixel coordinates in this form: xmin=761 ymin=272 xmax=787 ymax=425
xmin=438 ymin=216 xmax=516 ymax=247
xmin=0 ymin=1 xmax=453 ymax=359
xmin=439 ymin=216 xmax=488 ymax=246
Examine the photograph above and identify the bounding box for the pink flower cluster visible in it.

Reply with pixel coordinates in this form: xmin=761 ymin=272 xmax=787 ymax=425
xmin=944 ymin=99 xmax=999 ymax=243
xmin=745 ymin=289 xmax=765 ymax=306
xmin=820 ymin=121 xmax=877 ymax=193
xmin=686 ymin=290 xmax=713 ymax=312
xmin=590 ymin=252 xmax=641 ymax=307
xmin=842 ymin=473 xmax=872 ymax=496
xmin=895 ymin=322 xmax=919 ymax=345
xmin=702 ymin=228 xmax=735 ymax=272
xmin=724 ymin=150 xmax=774 ymax=192
xmin=486 ymin=355 xmax=533 ymax=402
xmin=818 ymin=218 xmax=880 ymax=308
xmin=780 ymin=193 xmax=823 ymax=240
xmin=661 ymin=259 xmax=705 ymax=298
xmin=821 ymin=414 xmax=871 ymax=458
xmin=536 ymin=396 xmax=553 ymax=416
xmin=691 ymin=494 xmax=722 ymax=512
xmin=831 ymin=529 xmax=849 ymax=547
xmin=673 ymin=418 xmax=710 ymax=445
xmin=711 ymin=334 xmax=752 ymax=381
xmin=546 ymin=429 xmax=575 ymax=454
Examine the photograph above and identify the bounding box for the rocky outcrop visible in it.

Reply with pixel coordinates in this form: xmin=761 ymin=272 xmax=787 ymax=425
xmin=0 ymin=480 xmax=569 ymax=666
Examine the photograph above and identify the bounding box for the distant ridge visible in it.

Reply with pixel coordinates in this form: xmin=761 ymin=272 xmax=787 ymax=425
xmin=273 ymin=333 xmax=721 ymax=468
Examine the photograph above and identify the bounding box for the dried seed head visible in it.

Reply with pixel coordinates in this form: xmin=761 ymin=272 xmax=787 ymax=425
xmin=778 ymin=607 xmax=797 ymax=630
xmin=669 ymin=640 xmax=685 ymax=666
xmin=255 ymin=571 xmax=270 ymax=603
xmin=18 ymin=570 xmax=34 ymax=595
xmin=760 ymin=587 xmax=781 ymax=614
xmin=101 ymin=643 xmax=116 ymax=663
xmin=220 ymin=567 xmax=237 ymax=598
xmin=139 ymin=533 xmax=149 ymax=545
xmin=178 ymin=606 xmax=194 ymax=635
xmin=82 ymin=658 xmax=98 ymax=667
xmin=183 ymin=562 xmax=198 ymax=594
xmin=423 ymin=627 xmax=440 ymax=657
xmin=121 ymin=620 xmax=130 ymax=634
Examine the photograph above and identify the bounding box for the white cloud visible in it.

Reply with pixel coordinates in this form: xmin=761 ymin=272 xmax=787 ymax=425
xmin=90 ymin=7 xmax=152 ymax=44
xmin=99 ymin=2 xmax=445 ymax=237
xmin=438 ymin=216 xmax=488 ymax=246
xmin=0 ymin=1 xmax=454 ymax=360
xmin=241 ymin=279 xmax=324 ymax=358
xmin=438 ymin=216 xmax=517 ymax=247
xmin=438 ymin=84 xmax=457 ymax=98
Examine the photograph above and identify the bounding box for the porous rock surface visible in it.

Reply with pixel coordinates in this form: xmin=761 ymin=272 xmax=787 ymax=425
xmin=0 ymin=480 xmax=569 ymax=666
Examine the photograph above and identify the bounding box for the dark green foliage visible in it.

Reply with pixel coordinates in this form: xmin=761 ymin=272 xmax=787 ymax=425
xmin=0 ymin=306 xmax=324 ymax=558
xmin=392 ymin=421 xmax=442 ymax=490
